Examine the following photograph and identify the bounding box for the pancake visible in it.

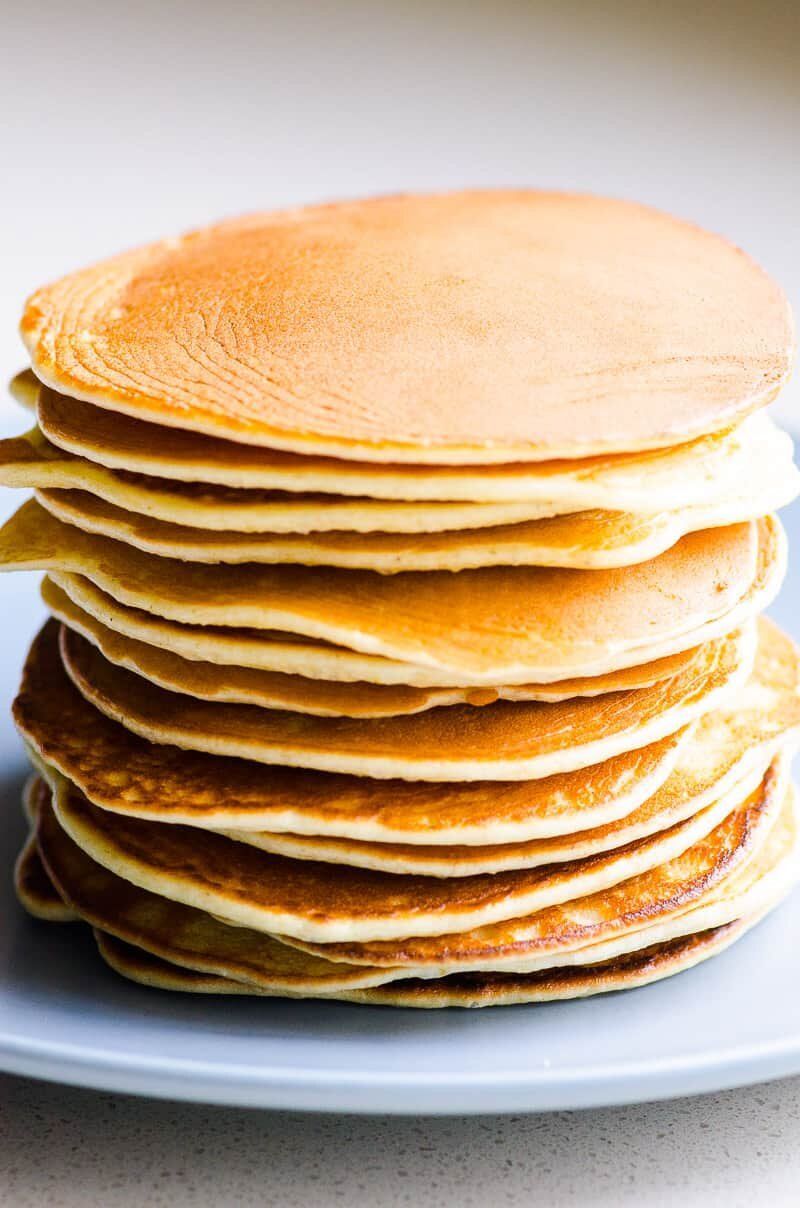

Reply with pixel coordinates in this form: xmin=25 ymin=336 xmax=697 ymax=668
xmin=34 ymin=463 xmax=799 ymax=569
xmin=59 ymin=621 xmax=755 ymax=781
xmin=8 ymin=369 xmax=39 ymax=412
xmin=18 ymin=618 xmax=799 ymax=844
xmin=282 ymin=759 xmax=790 ymax=964
xmin=292 ymin=918 xmax=787 ymax=1005
xmin=16 ymin=621 xmax=691 ymax=840
xmin=14 ymin=779 xmax=77 ymax=922
xmin=0 ymin=432 xmax=572 ymax=534
xmin=21 ymin=192 xmax=792 ymax=463
xmin=45 ymin=763 xmax=776 ymax=945
xmin=20 ymin=771 xmax=39 ymax=828
xmin=238 ymin=617 xmax=797 ymax=866
xmin=44 ymin=579 xmax=716 ymax=718
xmin=15 ymin=832 xmax=76 ymax=921
xmin=45 ymin=572 xmax=710 ymax=693
xmin=37 ymin=384 xmax=794 ymax=511
xmin=0 ymin=501 xmax=775 ymax=683
xmin=43 ymin=580 xmax=498 ymax=719
xmin=30 ymin=776 xmax=798 ymax=996
xmin=90 ymin=919 xmax=768 ymax=1005
xmin=31 ymin=783 xmax=393 ymax=995
xmin=222 ymin=756 xmax=773 ymax=876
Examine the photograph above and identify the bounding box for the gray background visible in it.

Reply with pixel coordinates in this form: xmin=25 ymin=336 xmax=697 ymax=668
xmin=2 ymin=0 xmax=799 ymax=438
xmin=1 ymin=1 xmax=799 ymax=1203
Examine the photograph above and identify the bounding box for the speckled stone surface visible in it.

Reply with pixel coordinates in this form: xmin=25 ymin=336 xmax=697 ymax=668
xmin=2 ymin=1071 xmax=800 ymax=1206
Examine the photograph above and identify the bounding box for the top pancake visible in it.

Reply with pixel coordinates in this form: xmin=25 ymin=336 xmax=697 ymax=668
xmin=21 ymin=192 xmax=792 ymax=464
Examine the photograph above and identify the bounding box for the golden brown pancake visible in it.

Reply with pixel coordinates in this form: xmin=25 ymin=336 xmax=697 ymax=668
xmin=14 ymin=777 xmax=78 ymax=921
xmin=21 ymin=192 xmax=792 ymax=462
xmin=31 ymin=775 xmax=798 ymax=996
xmin=90 ymin=919 xmax=766 ymax=1005
xmin=0 ymin=500 xmax=775 ymax=683
xmin=45 ymin=757 xmax=784 ymax=946
xmin=15 ymin=833 xmax=77 ymax=921
xmin=18 ymin=618 xmax=800 ymax=845
xmin=43 ymin=581 xmax=498 ymax=719
xmin=16 ymin=620 xmax=690 ymax=841
xmin=338 ymin=888 xmax=792 ymax=1003
xmin=88 ymin=932 xmax=392 ymax=996
xmin=45 ymin=571 xmax=710 ymax=692
xmin=222 ymin=757 xmax=772 ymax=876
xmin=36 ymin=385 xmax=794 ymax=511
xmin=58 ymin=621 xmax=755 ymax=781
xmin=282 ymin=759 xmax=789 ymax=964
xmin=35 ymin=471 xmax=798 ymax=570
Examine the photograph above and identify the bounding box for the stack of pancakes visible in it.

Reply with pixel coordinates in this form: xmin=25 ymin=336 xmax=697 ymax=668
xmin=4 ymin=191 xmax=800 ymax=1008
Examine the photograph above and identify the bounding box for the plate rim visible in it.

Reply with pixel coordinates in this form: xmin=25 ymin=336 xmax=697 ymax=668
xmin=3 ymin=497 xmax=800 ymax=1115
xmin=3 ymin=1018 xmax=800 ymax=1113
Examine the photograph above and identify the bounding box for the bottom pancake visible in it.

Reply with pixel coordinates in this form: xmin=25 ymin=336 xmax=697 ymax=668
xmin=92 ymin=916 xmax=768 ymax=1007
xmin=27 ymin=772 xmax=799 ymax=999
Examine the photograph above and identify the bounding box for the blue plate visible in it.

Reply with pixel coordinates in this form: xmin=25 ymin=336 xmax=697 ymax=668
xmin=0 ymin=493 xmax=798 ymax=1114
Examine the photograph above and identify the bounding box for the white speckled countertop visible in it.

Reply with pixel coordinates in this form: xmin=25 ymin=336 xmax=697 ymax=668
xmin=2 ymin=1071 xmax=800 ymax=1206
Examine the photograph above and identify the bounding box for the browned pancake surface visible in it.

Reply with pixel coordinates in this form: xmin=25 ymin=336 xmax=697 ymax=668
xmin=58 ymin=620 xmax=752 ymax=780
xmin=32 ymin=783 xmax=387 ymax=993
xmin=48 ymin=759 xmax=784 ymax=945
xmin=22 ymin=192 xmax=792 ymax=462
xmin=286 ymin=761 xmax=787 ymax=965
